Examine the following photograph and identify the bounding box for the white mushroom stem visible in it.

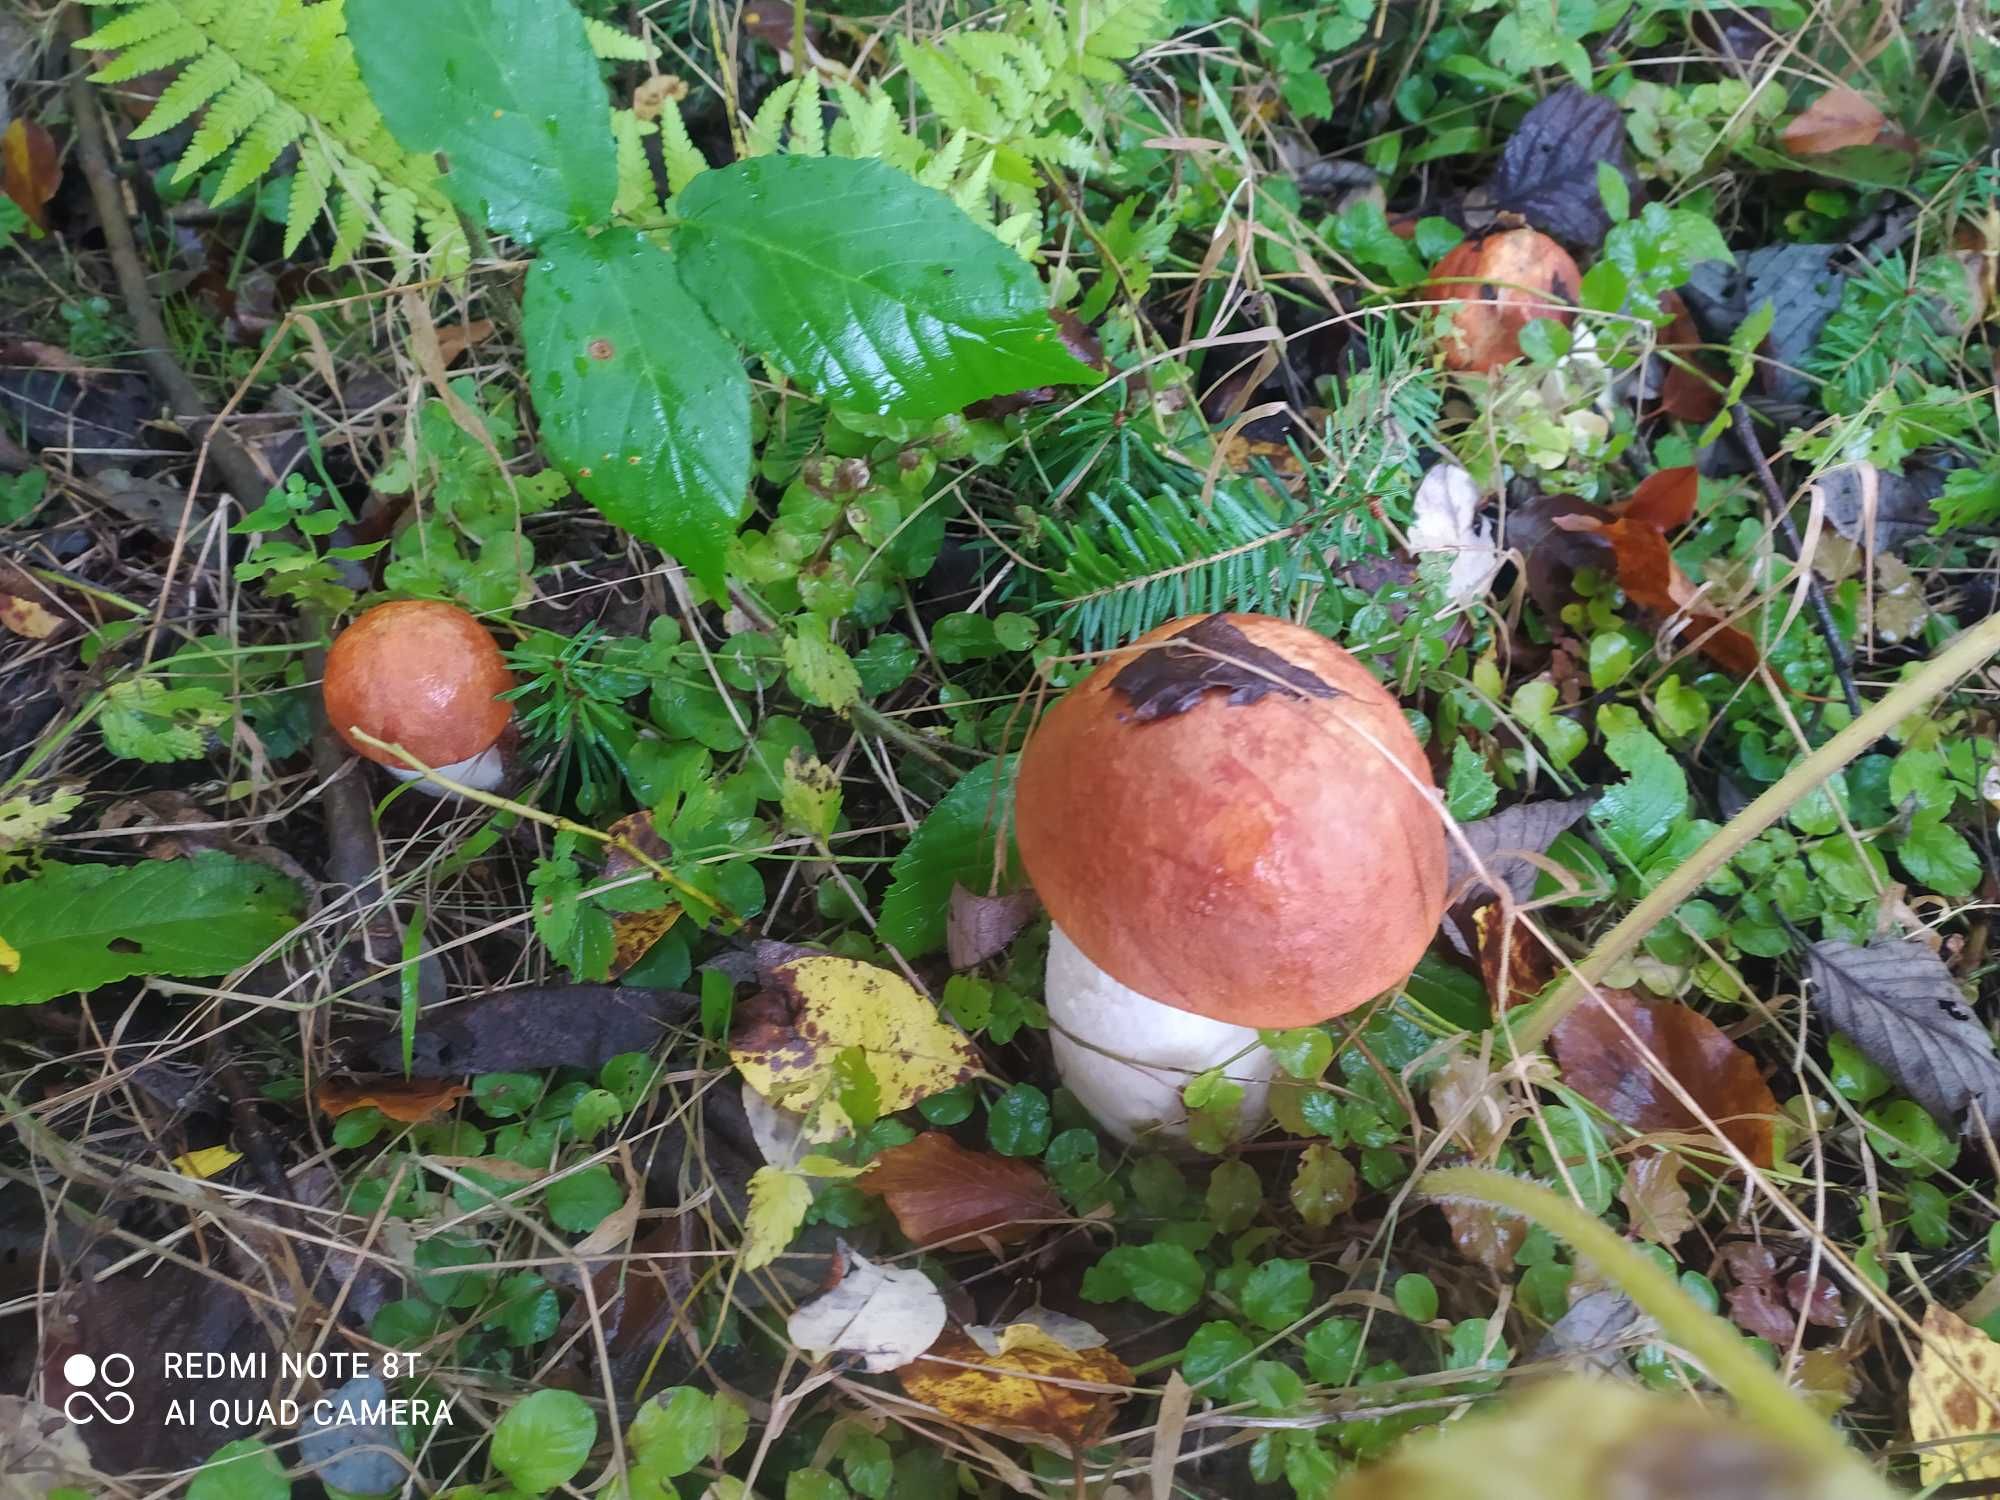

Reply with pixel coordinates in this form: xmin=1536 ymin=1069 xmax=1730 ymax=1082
xmin=384 ymin=741 xmax=508 ymax=795
xmin=1045 ymin=924 xmax=1275 ymax=1146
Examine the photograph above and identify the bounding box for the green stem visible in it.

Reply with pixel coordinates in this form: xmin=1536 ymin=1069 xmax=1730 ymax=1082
xmin=1422 ymin=1167 xmax=1849 ymax=1467
xmin=1509 ymin=610 xmax=2000 ymax=1052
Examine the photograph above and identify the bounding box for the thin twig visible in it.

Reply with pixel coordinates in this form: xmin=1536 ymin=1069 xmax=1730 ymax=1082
xmin=1730 ymin=403 xmax=1864 ymax=718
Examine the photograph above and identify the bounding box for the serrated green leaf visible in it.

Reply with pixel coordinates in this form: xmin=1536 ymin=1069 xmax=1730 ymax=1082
xmin=877 ymin=756 xmax=1020 ymax=957
xmin=347 ymin=0 xmax=616 ymax=240
xmin=0 ymin=854 xmax=302 ymax=1006
xmin=674 ymin=156 xmax=1093 ymax=418
xmin=523 ymin=229 xmax=751 ymax=593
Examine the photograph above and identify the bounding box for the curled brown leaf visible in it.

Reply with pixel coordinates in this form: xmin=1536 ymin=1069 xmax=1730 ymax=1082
xmin=858 ymin=1131 xmax=1065 ymax=1248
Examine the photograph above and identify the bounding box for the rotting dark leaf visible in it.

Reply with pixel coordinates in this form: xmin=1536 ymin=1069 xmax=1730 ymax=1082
xmin=1805 ymin=938 xmax=2000 ymax=1132
xmin=1726 ymin=1281 xmax=1798 ymax=1345
xmin=44 ymin=1258 xmax=272 ymax=1472
xmin=342 ymin=985 xmax=696 ymax=1076
xmin=858 ymin=1131 xmax=1066 ymax=1247
xmin=947 ymin=883 xmax=1040 ymax=970
xmin=1475 ymin=87 xmax=1638 ymax=251
xmin=1814 ymin=463 xmax=1949 ymax=555
xmin=1683 ymin=245 xmax=1846 ymax=405
xmin=1110 ymin=616 xmax=1337 ymax=720
xmin=1511 ymin=492 xmax=1612 ymax=621
xmin=1551 ymin=988 xmax=1778 ymax=1169
xmin=1533 ymin=1288 xmax=1640 ymax=1374
xmin=1445 ymin=795 xmax=1596 ymax=906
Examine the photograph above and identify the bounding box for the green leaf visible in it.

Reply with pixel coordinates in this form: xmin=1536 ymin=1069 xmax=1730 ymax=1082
xmin=1182 ymin=1320 xmax=1255 ymax=1389
xmin=346 ymin=0 xmax=616 ymax=240
xmin=987 ymin=1082 xmax=1052 ymax=1156
xmin=524 ymin=229 xmax=751 ymax=594
xmin=629 ymin=1387 xmax=748 ymax=1477
xmin=674 ymin=157 xmax=1092 ymax=419
xmin=1393 ymin=1272 xmax=1439 ymax=1323
xmin=1242 ymin=1259 xmax=1314 ymax=1330
xmin=0 ymin=854 xmax=300 ymax=1006
xmin=783 ymin=618 xmax=862 ymax=712
xmin=878 ymin=756 xmax=1020 ymax=957
xmin=493 ymin=1388 xmax=597 ymax=1492
xmin=1590 ymin=705 xmax=1688 ymax=868
xmin=1083 ymin=1242 xmax=1206 ymax=1314
xmin=1898 ymin=820 xmax=1980 ymax=898
xmin=547 ymin=1164 xmax=623 ymax=1231
xmin=1445 ymin=739 xmax=1499 ymax=821
xmin=488 ymin=1272 xmax=561 ymax=1346
xmin=190 ymin=1441 xmax=289 ymax=1500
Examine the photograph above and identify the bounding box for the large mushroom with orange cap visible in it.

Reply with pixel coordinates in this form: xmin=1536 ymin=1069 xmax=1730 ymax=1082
xmin=1014 ymin=613 xmax=1448 ymax=1144
xmin=322 ymin=600 xmax=516 ymax=792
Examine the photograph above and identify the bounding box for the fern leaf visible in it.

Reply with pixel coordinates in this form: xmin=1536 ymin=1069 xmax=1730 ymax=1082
xmin=610 ymin=108 xmax=661 ymax=219
xmin=898 ymin=39 xmax=1001 ymax=138
xmin=77 ymin=1 xmax=188 ymax=55
xmin=376 ymin=182 xmax=418 ymax=278
xmin=918 ymin=128 xmax=969 ymax=192
xmin=787 ymin=72 xmax=826 ymax=157
xmin=284 ymin=134 xmax=333 ymax=256
xmin=747 ymin=80 xmax=796 ymax=157
xmin=831 ymin=82 xmax=892 ymax=159
xmin=583 ymin=15 xmax=656 ymax=60
xmin=951 ymin=147 xmax=996 ymax=217
xmin=213 ymin=102 xmax=304 ymax=202
xmin=328 ymin=189 xmax=368 ymax=269
xmin=947 ymin=34 xmax=1034 ymax=124
xmin=174 ymin=75 xmax=275 ymax=181
xmin=657 ymin=98 xmax=709 ymax=196
xmin=128 ymin=45 xmax=238 ymax=139
xmin=1079 ymin=0 xmax=1169 ymax=65
xmin=88 ymin=21 xmax=208 ymax=83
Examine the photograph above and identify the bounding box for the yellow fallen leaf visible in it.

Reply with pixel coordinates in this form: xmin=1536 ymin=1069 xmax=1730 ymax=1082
xmin=0 ymin=933 xmax=18 ymax=974
xmin=898 ymin=1330 xmax=1131 ymax=1450
xmin=173 ymin=1145 xmax=242 ymax=1178
xmin=1910 ymin=1302 xmax=2000 ymax=1486
xmin=730 ymin=956 xmax=979 ymax=1142
xmin=741 ymin=1165 xmax=812 ymax=1270
xmin=0 ymin=591 xmax=60 ymax=640
xmin=608 ymin=903 xmax=682 ymax=978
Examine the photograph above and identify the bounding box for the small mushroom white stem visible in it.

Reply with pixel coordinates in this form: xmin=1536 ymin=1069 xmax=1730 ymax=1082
xmin=1045 ymin=924 xmax=1274 ymax=1146
xmin=384 ymin=741 xmax=508 ymax=795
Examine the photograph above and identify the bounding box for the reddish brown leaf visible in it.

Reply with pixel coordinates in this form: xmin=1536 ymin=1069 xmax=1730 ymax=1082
xmin=1617 ymin=466 xmax=1699 ymax=532
xmin=1551 ymin=989 xmax=1777 ymax=1169
xmin=1441 ymin=1196 xmax=1527 ymax=1273
xmin=898 ymin=1329 xmax=1131 ymax=1449
xmin=1553 ymin=470 xmax=1760 ymax=674
xmin=1787 ymin=1270 xmax=1846 ymax=1329
xmin=1781 ymin=87 xmax=1888 ymax=156
xmin=1464 ymin=900 xmax=1555 ymax=1013
xmin=1425 ymin=229 xmax=1581 ymax=374
xmin=1656 ymin=293 xmax=1723 ymax=423
xmin=434 ymin=318 xmax=497 ymax=366
xmin=1 ymin=118 xmax=60 ymax=231
xmin=859 ymin=1131 xmax=1065 ymax=1248
xmin=1727 ymin=1281 xmax=1798 ymax=1343
xmin=1619 ymin=1150 xmax=1695 ymax=1245
xmin=316 ymin=1077 xmax=468 ymax=1123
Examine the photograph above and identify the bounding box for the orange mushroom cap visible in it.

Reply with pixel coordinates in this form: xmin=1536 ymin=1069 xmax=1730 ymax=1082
xmin=322 ymin=601 xmax=514 ymax=768
xmin=1424 ymin=228 xmax=1581 ymax=374
xmin=1014 ymin=614 xmax=1447 ymax=1030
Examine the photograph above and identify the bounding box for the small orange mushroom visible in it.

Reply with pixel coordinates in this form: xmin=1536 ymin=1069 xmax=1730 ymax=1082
xmin=1425 ymin=228 xmax=1582 ymax=374
xmin=322 ymin=600 xmax=515 ymax=790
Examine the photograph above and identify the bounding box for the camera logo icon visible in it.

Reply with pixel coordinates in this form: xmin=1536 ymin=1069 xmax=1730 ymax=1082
xmin=62 ymin=1353 xmax=135 ymax=1426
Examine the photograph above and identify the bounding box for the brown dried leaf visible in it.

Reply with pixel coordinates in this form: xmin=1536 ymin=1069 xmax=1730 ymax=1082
xmin=315 ymin=1077 xmax=469 ymax=1123
xmin=433 ymin=319 xmax=497 ymax=367
xmin=1468 ymin=901 xmax=1554 ymax=1013
xmin=1726 ymin=1281 xmax=1798 ymax=1344
xmin=858 ymin=1131 xmax=1064 ymax=1248
xmin=1618 ymin=1150 xmax=1695 ymax=1245
xmin=947 ymin=883 xmax=1039 ymax=970
xmin=1782 ymin=88 xmax=1888 ymax=156
xmin=1441 ymin=1196 xmax=1527 ymax=1273
xmin=1 ymin=119 xmax=60 ymax=231
xmin=898 ymin=1329 xmax=1131 ymax=1450
xmin=1656 ymin=291 xmax=1723 ymax=423
xmin=1429 ymin=1056 xmax=1510 ymax=1157
xmin=1787 ymin=1270 xmax=1845 ymax=1329
xmin=1909 ymin=1303 xmax=2000 ymax=1487
xmin=1551 ymin=989 xmax=1777 ymax=1169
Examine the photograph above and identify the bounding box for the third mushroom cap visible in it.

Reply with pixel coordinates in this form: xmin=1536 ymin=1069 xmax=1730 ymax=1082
xmin=1013 ymin=613 xmax=1448 ymax=1144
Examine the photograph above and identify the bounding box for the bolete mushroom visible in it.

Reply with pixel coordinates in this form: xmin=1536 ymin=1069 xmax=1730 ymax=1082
xmin=1425 ymin=228 xmax=1581 ymax=374
xmin=322 ymin=600 xmax=515 ymax=791
xmin=1014 ymin=614 xmax=1447 ymax=1144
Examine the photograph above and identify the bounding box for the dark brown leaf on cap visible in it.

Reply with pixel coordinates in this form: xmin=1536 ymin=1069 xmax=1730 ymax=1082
xmin=1110 ymin=615 xmax=1337 ymax=721
xmin=1552 ymin=988 xmax=1778 ymax=1168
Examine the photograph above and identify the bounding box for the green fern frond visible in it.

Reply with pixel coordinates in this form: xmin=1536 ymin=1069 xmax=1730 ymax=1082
xmin=788 ymin=74 xmax=826 ymax=158
xmin=611 ymin=109 xmax=661 ymax=219
xmin=657 ymin=98 xmax=709 ymax=196
xmin=746 ymin=80 xmax=796 ymax=157
xmin=76 ymin=0 xmax=464 ymax=276
xmin=584 ymin=16 xmax=657 ymax=61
